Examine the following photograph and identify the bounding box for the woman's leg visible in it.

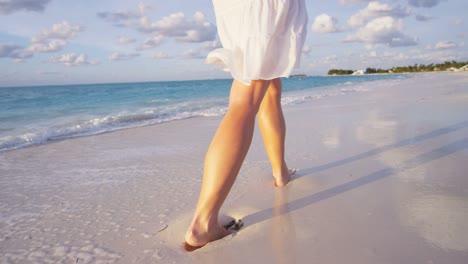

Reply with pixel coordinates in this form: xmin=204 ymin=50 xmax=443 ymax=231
xmin=185 ymin=79 xmax=271 ymax=247
xmin=258 ymin=78 xmax=291 ymax=187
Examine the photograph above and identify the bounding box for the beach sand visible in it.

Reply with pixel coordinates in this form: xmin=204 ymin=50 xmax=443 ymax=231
xmin=1 ymin=72 xmax=468 ymax=263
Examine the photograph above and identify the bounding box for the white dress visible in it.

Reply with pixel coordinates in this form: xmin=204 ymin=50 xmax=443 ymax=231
xmin=206 ymin=0 xmax=308 ymax=85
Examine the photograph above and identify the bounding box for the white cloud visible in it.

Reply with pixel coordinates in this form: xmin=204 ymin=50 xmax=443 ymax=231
xmin=181 ymin=49 xmax=203 ymax=59
xmin=28 ymin=21 xmax=83 ymax=53
xmin=109 ymin=52 xmax=140 ymax=61
xmin=137 ymin=11 xmax=217 ymax=43
xmin=382 ymin=51 xmax=410 ymax=60
xmin=410 ymin=50 xmax=466 ymax=63
xmin=342 ymin=2 xmax=420 ymax=49
xmin=0 ymin=21 xmax=83 ymax=62
xmin=116 ymin=37 xmax=136 ymax=45
xmin=0 ymin=43 xmax=33 ymax=60
xmin=0 ymin=0 xmax=51 ymax=15
xmin=344 ymin=16 xmax=417 ymax=47
xmin=348 ymin=1 xmax=410 ymax=28
xmin=28 ymin=39 xmax=66 ymax=52
xmin=408 ymin=0 xmax=446 ymax=8
xmin=97 ymin=3 xmax=152 ymax=27
xmin=138 ymin=35 xmax=164 ymax=50
xmin=201 ymin=40 xmax=221 ymax=51
xmin=316 ymin=54 xmax=338 ymax=64
xmin=51 ymin=53 xmax=100 ymax=66
xmin=434 ymin=41 xmax=462 ymax=50
xmin=312 ymin=14 xmax=342 ymax=33
xmin=308 ymin=54 xmax=340 ymax=71
xmin=31 ymin=21 xmax=83 ymax=43
xmin=98 ymin=4 xmax=217 ymax=44
xmin=177 ymin=41 xmax=222 ymax=59
xmin=151 ymin=52 xmax=171 ymax=59
xmin=97 ymin=10 xmax=140 ymax=24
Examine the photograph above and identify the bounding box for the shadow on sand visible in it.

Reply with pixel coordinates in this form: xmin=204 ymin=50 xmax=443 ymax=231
xmin=242 ymin=120 xmax=468 ymax=227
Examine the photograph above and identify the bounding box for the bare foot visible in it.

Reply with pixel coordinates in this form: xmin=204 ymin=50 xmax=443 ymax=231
xmin=274 ymin=168 xmax=297 ymax=187
xmin=183 ymin=220 xmax=235 ymax=251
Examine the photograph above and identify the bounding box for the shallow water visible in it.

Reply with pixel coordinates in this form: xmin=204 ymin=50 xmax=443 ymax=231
xmin=0 ymin=74 xmax=406 ymax=151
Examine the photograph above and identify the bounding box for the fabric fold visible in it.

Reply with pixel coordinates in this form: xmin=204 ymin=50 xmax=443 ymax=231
xmin=207 ymin=0 xmax=308 ymax=85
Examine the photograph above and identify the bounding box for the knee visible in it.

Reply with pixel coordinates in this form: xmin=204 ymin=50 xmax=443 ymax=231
xmin=228 ymin=99 xmax=260 ymax=118
xmin=268 ymin=78 xmax=282 ymax=96
xmin=228 ymin=79 xmax=271 ymax=114
xmin=261 ymin=80 xmax=283 ymax=108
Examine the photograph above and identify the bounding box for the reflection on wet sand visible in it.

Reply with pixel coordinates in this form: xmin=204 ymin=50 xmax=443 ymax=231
xmin=356 ymin=110 xmax=468 ymax=254
xmin=270 ymin=187 xmax=296 ymax=264
xmin=322 ymin=127 xmax=341 ymax=149
xmin=356 ymin=110 xmax=397 ymax=147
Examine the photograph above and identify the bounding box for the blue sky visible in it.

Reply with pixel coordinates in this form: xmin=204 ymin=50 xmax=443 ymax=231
xmin=0 ymin=0 xmax=467 ymax=87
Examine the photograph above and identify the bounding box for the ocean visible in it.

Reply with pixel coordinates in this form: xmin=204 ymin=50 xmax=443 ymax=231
xmin=0 ymin=74 xmax=408 ymax=152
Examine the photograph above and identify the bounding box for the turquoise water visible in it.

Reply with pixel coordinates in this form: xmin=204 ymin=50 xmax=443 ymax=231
xmin=0 ymin=75 xmax=407 ymax=151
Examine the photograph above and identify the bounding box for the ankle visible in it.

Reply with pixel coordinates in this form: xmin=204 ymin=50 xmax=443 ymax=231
xmin=272 ymin=162 xmax=288 ymax=177
xmin=189 ymin=213 xmax=219 ymax=232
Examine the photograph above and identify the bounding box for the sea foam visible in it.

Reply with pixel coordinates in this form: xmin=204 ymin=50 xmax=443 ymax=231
xmin=0 ymin=75 xmax=408 ymax=152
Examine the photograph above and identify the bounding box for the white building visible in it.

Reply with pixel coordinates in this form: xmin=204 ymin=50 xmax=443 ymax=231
xmin=352 ymin=70 xmax=365 ymax=75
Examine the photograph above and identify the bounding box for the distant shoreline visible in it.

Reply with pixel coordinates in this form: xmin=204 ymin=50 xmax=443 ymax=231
xmin=327 ymin=61 xmax=468 ymax=76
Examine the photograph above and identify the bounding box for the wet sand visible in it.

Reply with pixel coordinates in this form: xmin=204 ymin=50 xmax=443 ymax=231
xmin=1 ymin=72 xmax=467 ymax=263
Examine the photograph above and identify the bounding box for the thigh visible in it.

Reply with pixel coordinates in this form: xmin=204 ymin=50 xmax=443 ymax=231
xmin=228 ymin=79 xmax=271 ymax=111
